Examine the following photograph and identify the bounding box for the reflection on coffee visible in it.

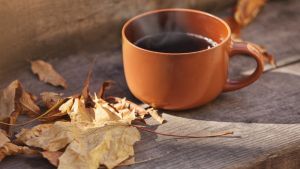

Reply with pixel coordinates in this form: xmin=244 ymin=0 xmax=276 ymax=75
xmin=134 ymin=32 xmax=217 ymax=53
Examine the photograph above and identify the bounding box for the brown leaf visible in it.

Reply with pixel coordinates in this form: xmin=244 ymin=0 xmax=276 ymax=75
xmin=0 ymin=143 xmax=38 ymax=161
xmin=147 ymin=108 xmax=165 ymax=124
xmin=41 ymin=92 xmax=63 ymax=108
xmin=81 ymin=68 xmax=95 ymax=108
xmin=39 ymin=98 xmax=68 ymax=122
xmin=97 ymin=80 xmax=115 ymax=99
xmin=235 ymin=0 xmax=267 ymax=27
xmin=0 ymin=80 xmax=39 ymax=132
xmin=19 ymin=89 xmax=40 ymax=116
xmin=249 ymin=43 xmax=276 ymax=67
xmin=0 ymin=80 xmax=19 ymax=121
xmin=0 ymin=130 xmax=10 ymax=147
xmin=31 ymin=60 xmax=68 ymax=89
xmin=41 ymin=151 xmax=63 ymax=167
xmin=0 ymin=129 xmax=38 ymax=161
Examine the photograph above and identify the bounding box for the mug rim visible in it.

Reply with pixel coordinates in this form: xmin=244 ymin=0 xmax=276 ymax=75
xmin=122 ymin=8 xmax=232 ymax=56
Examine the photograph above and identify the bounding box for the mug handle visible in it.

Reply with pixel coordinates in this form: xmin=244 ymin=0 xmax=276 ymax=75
xmin=223 ymin=41 xmax=264 ymax=92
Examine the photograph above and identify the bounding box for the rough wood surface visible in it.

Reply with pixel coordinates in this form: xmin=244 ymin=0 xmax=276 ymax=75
xmin=0 ymin=0 xmax=300 ymax=169
xmin=0 ymin=0 xmax=234 ymax=70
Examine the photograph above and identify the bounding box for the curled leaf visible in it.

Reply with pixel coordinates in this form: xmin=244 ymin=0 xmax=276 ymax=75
xmin=0 ymin=129 xmax=38 ymax=161
xmin=112 ymin=97 xmax=148 ymax=118
xmin=0 ymin=80 xmax=39 ymax=132
xmin=147 ymin=108 xmax=165 ymax=124
xmin=235 ymin=0 xmax=267 ymax=27
xmin=0 ymin=80 xmax=19 ymax=122
xmin=31 ymin=60 xmax=68 ymax=89
xmin=97 ymin=80 xmax=115 ymax=99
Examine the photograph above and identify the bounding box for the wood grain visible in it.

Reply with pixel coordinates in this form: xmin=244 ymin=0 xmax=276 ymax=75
xmin=0 ymin=0 xmax=234 ymax=71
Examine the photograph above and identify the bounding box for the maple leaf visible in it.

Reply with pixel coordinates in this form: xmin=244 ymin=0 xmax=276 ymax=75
xmin=17 ymin=121 xmax=140 ymax=169
xmin=31 ymin=60 xmax=68 ymax=89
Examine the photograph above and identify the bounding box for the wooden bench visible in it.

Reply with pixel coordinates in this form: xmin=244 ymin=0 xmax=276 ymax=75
xmin=1 ymin=0 xmax=299 ymax=168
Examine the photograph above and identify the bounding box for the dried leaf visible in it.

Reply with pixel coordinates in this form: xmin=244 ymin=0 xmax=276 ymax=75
xmin=0 ymin=80 xmax=39 ymax=131
xmin=0 ymin=129 xmax=38 ymax=161
xmin=113 ymin=97 xmax=148 ymax=118
xmin=249 ymin=43 xmax=276 ymax=67
xmin=147 ymin=108 xmax=165 ymax=124
xmin=42 ymin=151 xmax=63 ymax=167
xmin=16 ymin=123 xmax=75 ymax=151
xmin=59 ymin=124 xmax=140 ymax=169
xmin=235 ymin=0 xmax=267 ymax=27
xmin=94 ymin=101 xmax=121 ymax=123
xmin=97 ymin=80 xmax=115 ymax=99
xmin=19 ymin=89 xmax=40 ymax=116
xmin=59 ymin=98 xmax=74 ymax=113
xmin=17 ymin=121 xmax=140 ymax=169
xmin=0 ymin=143 xmax=38 ymax=161
xmin=41 ymin=92 xmax=63 ymax=108
xmin=81 ymin=68 xmax=94 ymax=108
xmin=31 ymin=60 xmax=68 ymax=89
xmin=69 ymin=98 xmax=94 ymax=123
xmin=0 ymin=80 xmax=19 ymax=121
xmin=0 ymin=130 xmax=10 ymax=147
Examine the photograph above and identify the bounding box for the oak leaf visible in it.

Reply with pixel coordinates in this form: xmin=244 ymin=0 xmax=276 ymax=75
xmin=31 ymin=60 xmax=68 ymax=88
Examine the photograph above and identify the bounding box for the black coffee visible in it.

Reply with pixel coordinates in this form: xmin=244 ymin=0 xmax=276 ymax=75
xmin=134 ymin=32 xmax=217 ymax=53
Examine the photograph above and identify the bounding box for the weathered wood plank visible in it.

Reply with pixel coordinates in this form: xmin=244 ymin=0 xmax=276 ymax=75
xmin=0 ymin=0 xmax=299 ymax=169
xmin=0 ymin=47 xmax=300 ymax=169
xmin=0 ymin=0 xmax=234 ymax=70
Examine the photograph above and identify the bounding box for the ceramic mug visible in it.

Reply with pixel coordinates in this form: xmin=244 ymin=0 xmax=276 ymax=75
xmin=122 ymin=8 xmax=264 ymax=110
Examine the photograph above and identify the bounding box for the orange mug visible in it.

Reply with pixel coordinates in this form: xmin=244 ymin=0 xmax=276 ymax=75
xmin=122 ymin=8 xmax=264 ymax=110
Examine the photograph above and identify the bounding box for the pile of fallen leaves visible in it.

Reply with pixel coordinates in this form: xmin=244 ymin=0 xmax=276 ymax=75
xmin=0 ymin=60 xmax=170 ymax=169
xmin=0 ymin=60 xmax=232 ymax=169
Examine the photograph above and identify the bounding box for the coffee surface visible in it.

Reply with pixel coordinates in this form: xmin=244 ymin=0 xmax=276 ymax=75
xmin=134 ymin=32 xmax=217 ymax=53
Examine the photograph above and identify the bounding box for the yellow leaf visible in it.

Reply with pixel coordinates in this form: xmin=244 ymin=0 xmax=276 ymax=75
xmin=69 ymin=98 xmax=94 ymax=123
xmin=58 ymin=125 xmax=140 ymax=169
xmin=17 ymin=121 xmax=140 ymax=169
xmin=31 ymin=60 xmax=68 ymax=88
xmin=235 ymin=0 xmax=267 ymax=27
xmin=147 ymin=108 xmax=165 ymax=124
xmin=16 ymin=122 xmax=77 ymax=151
